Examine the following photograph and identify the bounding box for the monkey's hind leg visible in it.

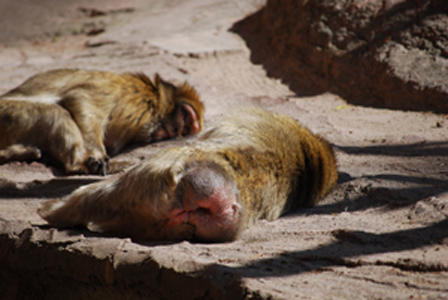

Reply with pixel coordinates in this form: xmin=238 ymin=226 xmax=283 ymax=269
xmin=59 ymin=90 xmax=109 ymax=175
xmin=0 ymin=144 xmax=42 ymax=164
xmin=0 ymin=101 xmax=90 ymax=174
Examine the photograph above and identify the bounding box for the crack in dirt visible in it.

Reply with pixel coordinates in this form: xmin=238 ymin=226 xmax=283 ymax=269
xmin=311 ymin=255 xmax=448 ymax=273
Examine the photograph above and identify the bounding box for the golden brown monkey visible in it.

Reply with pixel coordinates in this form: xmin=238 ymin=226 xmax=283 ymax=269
xmin=0 ymin=69 xmax=204 ymax=174
xmin=38 ymin=107 xmax=338 ymax=242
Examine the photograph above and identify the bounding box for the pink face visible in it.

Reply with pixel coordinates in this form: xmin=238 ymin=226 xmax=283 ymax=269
xmin=153 ymin=104 xmax=201 ymax=141
xmin=163 ymin=167 xmax=242 ymax=242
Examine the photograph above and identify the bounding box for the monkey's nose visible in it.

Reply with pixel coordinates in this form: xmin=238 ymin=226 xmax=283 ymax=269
xmin=165 ymin=206 xmax=189 ymax=227
xmin=182 ymin=197 xmax=199 ymax=212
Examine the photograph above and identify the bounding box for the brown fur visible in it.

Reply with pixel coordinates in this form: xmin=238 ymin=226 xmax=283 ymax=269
xmin=38 ymin=107 xmax=338 ymax=242
xmin=0 ymin=69 xmax=204 ymax=174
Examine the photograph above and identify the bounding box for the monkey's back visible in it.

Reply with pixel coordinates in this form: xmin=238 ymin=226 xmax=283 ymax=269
xmin=0 ymin=69 xmax=171 ymax=151
xmin=195 ymin=107 xmax=338 ymax=226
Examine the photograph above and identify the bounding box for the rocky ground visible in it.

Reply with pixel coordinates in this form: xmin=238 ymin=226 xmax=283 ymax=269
xmin=0 ymin=0 xmax=447 ymax=299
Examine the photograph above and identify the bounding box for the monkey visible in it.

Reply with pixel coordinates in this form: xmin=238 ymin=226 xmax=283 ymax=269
xmin=38 ymin=107 xmax=338 ymax=242
xmin=0 ymin=69 xmax=204 ymax=175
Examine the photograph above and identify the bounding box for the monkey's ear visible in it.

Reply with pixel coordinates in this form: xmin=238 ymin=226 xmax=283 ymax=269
xmin=176 ymin=83 xmax=204 ymax=130
xmin=154 ymin=74 xmax=176 ymax=107
xmin=154 ymin=73 xmax=162 ymax=87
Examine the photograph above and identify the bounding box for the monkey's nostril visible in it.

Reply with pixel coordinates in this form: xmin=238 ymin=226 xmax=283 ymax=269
xmin=196 ymin=207 xmax=212 ymax=216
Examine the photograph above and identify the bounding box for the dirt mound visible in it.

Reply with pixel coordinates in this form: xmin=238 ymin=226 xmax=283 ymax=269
xmin=232 ymin=0 xmax=448 ymax=113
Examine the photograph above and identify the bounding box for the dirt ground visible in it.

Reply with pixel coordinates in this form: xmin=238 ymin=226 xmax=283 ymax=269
xmin=0 ymin=0 xmax=447 ymax=299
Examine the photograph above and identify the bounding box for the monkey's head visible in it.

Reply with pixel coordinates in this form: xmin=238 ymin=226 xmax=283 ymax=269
xmin=165 ymin=162 xmax=244 ymax=242
xmin=152 ymin=75 xmax=204 ymax=141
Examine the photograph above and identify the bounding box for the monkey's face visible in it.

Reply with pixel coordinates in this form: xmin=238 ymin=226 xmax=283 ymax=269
xmin=164 ymin=166 xmax=243 ymax=242
xmin=153 ymin=104 xmax=201 ymax=141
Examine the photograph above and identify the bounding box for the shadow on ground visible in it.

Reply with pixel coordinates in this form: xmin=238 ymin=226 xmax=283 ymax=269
xmin=211 ymin=218 xmax=448 ymax=279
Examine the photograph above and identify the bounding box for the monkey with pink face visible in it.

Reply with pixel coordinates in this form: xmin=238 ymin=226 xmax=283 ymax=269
xmin=38 ymin=107 xmax=338 ymax=242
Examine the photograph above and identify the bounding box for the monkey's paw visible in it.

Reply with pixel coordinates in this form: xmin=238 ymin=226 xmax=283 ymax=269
xmin=0 ymin=145 xmax=42 ymax=164
xmin=86 ymin=156 xmax=109 ymax=176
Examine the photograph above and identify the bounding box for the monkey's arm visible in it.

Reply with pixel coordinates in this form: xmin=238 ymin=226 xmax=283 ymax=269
xmin=38 ymin=148 xmax=244 ymax=242
xmin=38 ymin=159 xmax=180 ymax=238
xmin=59 ymin=89 xmax=111 ymax=175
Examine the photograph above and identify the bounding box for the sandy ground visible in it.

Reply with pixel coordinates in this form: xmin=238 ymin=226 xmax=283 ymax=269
xmin=0 ymin=0 xmax=447 ymax=299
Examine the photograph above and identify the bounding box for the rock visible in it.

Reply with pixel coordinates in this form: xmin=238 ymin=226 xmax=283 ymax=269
xmin=231 ymin=0 xmax=448 ymax=113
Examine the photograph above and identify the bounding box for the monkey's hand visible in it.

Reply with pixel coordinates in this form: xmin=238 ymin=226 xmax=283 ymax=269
xmin=86 ymin=156 xmax=109 ymax=176
xmin=106 ymin=159 xmax=137 ymax=174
